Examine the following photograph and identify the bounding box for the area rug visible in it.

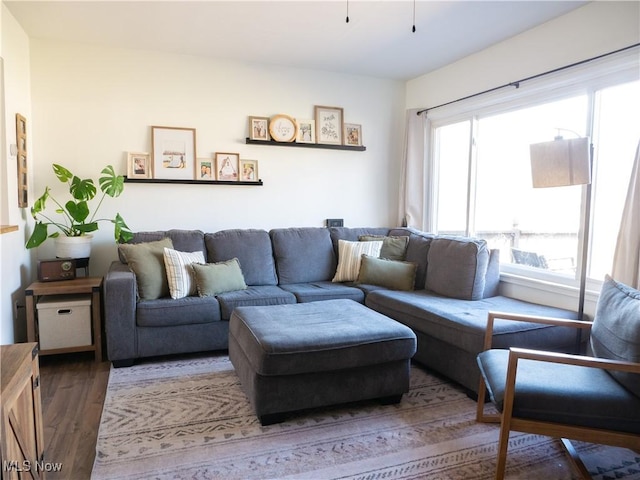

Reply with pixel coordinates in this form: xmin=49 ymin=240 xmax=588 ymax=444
xmin=91 ymin=354 xmax=640 ymax=479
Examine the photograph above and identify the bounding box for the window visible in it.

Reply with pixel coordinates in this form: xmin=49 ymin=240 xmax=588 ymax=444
xmin=430 ymin=61 xmax=639 ymax=291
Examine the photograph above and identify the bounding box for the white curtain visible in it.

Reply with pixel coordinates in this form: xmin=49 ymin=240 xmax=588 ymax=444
xmin=612 ymin=139 xmax=640 ymax=289
xmin=398 ymin=109 xmax=434 ymax=231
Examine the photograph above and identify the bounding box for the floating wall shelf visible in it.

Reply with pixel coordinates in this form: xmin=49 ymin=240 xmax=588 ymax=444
xmin=245 ymin=138 xmax=366 ymax=152
xmin=124 ymin=177 xmax=263 ymax=186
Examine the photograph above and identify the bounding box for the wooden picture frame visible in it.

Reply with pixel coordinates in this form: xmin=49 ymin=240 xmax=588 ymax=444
xmin=215 ymin=152 xmax=240 ymax=181
xmin=127 ymin=152 xmax=151 ymax=179
xmin=314 ymin=105 xmax=344 ymax=145
xmin=16 ymin=114 xmax=28 ymax=207
xmin=248 ymin=116 xmax=270 ymax=141
xmin=344 ymin=123 xmax=362 ymax=147
xmin=151 ymin=126 xmax=196 ymax=180
xmin=197 ymin=158 xmax=214 ymax=180
xmin=296 ymin=119 xmax=316 ymax=144
xmin=240 ymin=159 xmax=259 ymax=182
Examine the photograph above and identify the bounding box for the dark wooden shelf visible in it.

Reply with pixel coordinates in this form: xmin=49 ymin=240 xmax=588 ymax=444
xmin=246 ymin=138 xmax=366 ymax=151
xmin=124 ymin=177 xmax=263 ymax=186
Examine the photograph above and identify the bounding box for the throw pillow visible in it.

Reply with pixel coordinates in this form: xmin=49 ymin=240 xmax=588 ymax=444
xmin=163 ymin=247 xmax=206 ymax=299
xmin=590 ymin=274 xmax=640 ymax=397
xmin=332 ymin=240 xmax=383 ymax=283
xmin=359 ymin=234 xmax=409 ymax=261
xmin=191 ymin=258 xmax=248 ymax=296
xmin=118 ymin=238 xmax=174 ymax=300
xmin=357 ymin=255 xmax=417 ymax=291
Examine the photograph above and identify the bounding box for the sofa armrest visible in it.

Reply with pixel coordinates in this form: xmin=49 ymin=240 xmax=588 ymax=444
xmin=104 ymin=261 xmax=138 ymax=363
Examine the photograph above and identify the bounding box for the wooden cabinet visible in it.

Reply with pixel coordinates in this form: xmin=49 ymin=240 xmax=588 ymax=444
xmin=0 ymin=343 xmax=45 ymax=479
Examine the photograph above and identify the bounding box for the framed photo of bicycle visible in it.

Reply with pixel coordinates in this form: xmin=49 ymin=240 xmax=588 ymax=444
xmin=151 ymin=126 xmax=196 ymax=180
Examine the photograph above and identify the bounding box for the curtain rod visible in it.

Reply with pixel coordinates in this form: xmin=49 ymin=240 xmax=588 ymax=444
xmin=416 ymin=43 xmax=640 ymax=116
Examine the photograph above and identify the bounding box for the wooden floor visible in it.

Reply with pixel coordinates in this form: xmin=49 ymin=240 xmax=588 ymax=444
xmin=38 ymin=352 xmax=111 ymax=480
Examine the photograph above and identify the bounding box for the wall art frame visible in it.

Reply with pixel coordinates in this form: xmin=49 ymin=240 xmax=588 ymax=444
xmin=314 ymin=105 xmax=344 ymax=145
xmin=296 ymin=118 xmax=316 ymax=144
xmin=344 ymin=123 xmax=362 ymax=147
xmin=197 ymin=158 xmax=214 ymax=180
xmin=127 ymin=152 xmax=151 ymax=179
xmin=151 ymin=126 xmax=196 ymax=180
xmin=215 ymin=152 xmax=240 ymax=181
xmin=16 ymin=113 xmax=28 ymax=208
xmin=240 ymin=159 xmax=259 ymax=182
xmin=248 ymin=116 xmax=270 ymax=141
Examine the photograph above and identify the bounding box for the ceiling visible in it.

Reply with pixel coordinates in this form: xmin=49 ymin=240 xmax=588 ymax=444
xmin=5 ymin=1 xmax=587 ymax=81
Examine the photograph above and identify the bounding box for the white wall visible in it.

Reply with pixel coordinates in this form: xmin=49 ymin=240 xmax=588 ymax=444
xmin=1 ymin=3 xmax=32 ymax=344
xmin=407 ymin=2 xmax=640 ymax=109
xmin=29 ymin=40 xmax=406 ymax=277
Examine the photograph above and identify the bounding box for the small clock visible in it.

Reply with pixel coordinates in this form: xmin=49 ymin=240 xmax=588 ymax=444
xmin=269 ymin=114 xmax=298 ymax=143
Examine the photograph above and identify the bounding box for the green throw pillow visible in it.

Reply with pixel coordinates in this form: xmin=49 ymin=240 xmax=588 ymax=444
xmin=191 ymin=258 xmax=248 ymax=296
xmin=359 ymin=235 xmax=409 ymax=261
xmin=357 ymin=255 xmax=417 ymax=291
xmin=118 ymin=238 xmax=174 ymax=300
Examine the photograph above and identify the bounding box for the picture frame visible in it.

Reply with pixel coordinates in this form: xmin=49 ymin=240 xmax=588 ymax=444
xmin=197 ymin=158 xmax=214 ymax=180
xmin=248 ymin=116 xmax=270 ymax=141
xmin=240 ymin=159 xmax=259 ymax=182
xmin=127 ymin=152 xmax=151 ymax=179
xmin=151 ymin=126 xmax=196 ymax=180
xmin=15 ymin=113 xmax=28 ymax=207
xmin=215 ymin=152 xmax=240 ymax=181
xmin=344 ymin=123 xmax=362 ymax=147
xmin=314 ymin=105 xmax=344 ymax=145
xmin=295 ymin=119 xmax=316 ymax=144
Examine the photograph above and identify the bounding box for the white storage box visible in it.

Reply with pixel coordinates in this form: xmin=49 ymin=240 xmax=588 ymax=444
xmin=36 ymin=294 xmax=92 ymax=350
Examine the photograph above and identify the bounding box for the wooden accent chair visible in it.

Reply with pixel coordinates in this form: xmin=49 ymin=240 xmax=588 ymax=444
xmin=476 ymin=275 xmax=640 ymax=479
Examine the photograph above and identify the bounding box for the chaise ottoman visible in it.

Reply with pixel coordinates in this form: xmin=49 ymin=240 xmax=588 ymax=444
xmin=229 ymin=299 xmax=417 ymax=425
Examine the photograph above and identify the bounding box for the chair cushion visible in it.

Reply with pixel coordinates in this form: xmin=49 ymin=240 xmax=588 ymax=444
xmin=477 ymin=349 xmax=640 ymax=434
xmin=590 ymin=275 xmax=640 ymax=397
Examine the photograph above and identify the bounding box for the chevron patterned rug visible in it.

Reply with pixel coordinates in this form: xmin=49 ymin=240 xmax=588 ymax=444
xmin=91 ymin=354 xmax=640 ymax=480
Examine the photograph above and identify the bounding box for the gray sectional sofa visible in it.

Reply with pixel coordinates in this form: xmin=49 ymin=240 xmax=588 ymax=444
xmin=104 ymin=226 xmax=579 ymax=395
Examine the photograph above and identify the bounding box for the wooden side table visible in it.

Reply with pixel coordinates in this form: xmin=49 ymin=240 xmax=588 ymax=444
xmin=25 ymin=277 xmax=103 ymax=362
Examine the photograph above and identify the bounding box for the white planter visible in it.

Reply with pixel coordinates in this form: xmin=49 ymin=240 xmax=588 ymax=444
xmin=54 ymin=235 xmax=93 ymax=259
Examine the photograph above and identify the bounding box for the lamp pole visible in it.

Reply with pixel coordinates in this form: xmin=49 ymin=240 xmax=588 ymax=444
xmin=577 ymin=142 xmax=594 ymax=321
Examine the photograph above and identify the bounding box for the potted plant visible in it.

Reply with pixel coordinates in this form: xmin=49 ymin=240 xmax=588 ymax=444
xmin=26 ymin=164 xmax=133 ymax=258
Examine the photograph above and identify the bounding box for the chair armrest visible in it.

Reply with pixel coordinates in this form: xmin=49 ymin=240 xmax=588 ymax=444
xmin=508 ymin=347 xmax=640 ymax=375
xmin=104 ymin=261 xmax=138 ymax=362
xmin=482 ymin=311 xmax=593 ymax=351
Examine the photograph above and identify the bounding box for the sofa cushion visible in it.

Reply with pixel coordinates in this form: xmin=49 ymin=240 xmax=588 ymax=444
xmin=366 ymin=289 xmax=579 ymax=355
xmin=279 ymin=281 xmax=365 ymax=303
xmin=332 ymin=240 xmax=383 ymax=282
xmin=136 ymin=295 xmax=221 ymax=327
xmin=329 ymin=227 xmax=391 ymax=256
xmin=590 ymin=275 xmax=640 ymax=397
xmin=119 ymin=230 xmax=205 ymax=263
xmin=425 ymin=237 xmax=489 ymax=300
xmin=191 ymin=258 xmax=248 ymax=297
xmin=270 ymin=228 xmax=336 ymax=284
xmin=205 ymin=229 xmax=278 ymax=286
xmin=163 ymin=247 xmax=205 ymax=299
xmin=357 ymin=255 xmax=417 ymax=291
xmin=359 ymin=234 xmax=409 ymax=261
xmin=216 ymin=285 xmax=296 ymax=320
xmin=118 ymin=238 xmax=174 ymax=300
xmin=389 ymin=228 xmax=434 ymax=290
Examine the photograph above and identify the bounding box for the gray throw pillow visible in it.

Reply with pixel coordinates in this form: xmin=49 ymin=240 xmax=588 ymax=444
xmin=118 ymin=238 xmax=174 ymax=300
xmin=590 ymin=275 xmax=640 ymax=397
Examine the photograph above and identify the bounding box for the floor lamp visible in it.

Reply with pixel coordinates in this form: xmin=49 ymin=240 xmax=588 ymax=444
xmin=530 ymin=136 xmax=592 ymax=320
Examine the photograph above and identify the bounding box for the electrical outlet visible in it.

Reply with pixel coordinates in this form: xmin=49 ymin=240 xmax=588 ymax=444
xmin=326 ymin=218 xmax=344 ymax=227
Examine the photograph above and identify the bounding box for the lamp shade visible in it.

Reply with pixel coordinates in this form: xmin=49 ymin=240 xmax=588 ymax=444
xmin=530 ymin=137 xmax=591 ymax=188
